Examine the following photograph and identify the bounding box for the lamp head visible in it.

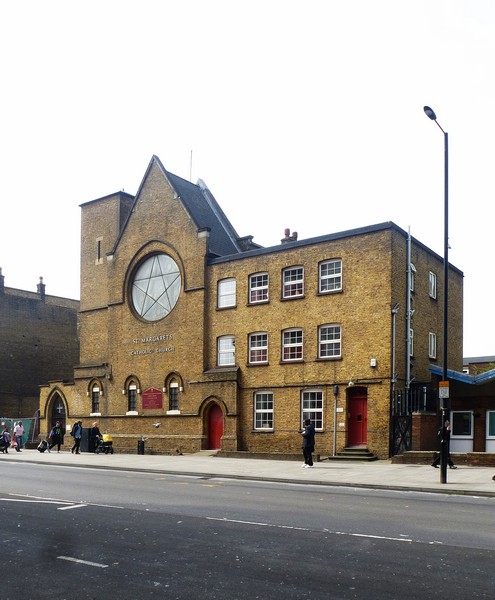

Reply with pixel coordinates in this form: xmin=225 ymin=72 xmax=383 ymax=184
xmin=424 ymin=106 xmax=437 ymax=121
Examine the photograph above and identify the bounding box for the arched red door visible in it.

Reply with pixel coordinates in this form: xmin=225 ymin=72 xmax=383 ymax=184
xmin=208 ymin=404 xmax=223 ymax=450
xmin=347 ymin=390 xmax=368 ymax=446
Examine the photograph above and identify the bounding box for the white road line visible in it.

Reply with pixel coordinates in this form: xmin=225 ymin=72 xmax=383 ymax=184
xmin=57 ymin=556 xmax=108 ymax=568
xmin=338 ymin=532 xmax=412 ymax=543
xmin=0 ymin=499 xmax=71 ymax=505
xmin=206 ymin=516 xmax=414 ymax=542
xmin=58 ymin=504 xmax=88 ymax=510
xmin=6 ymin=493 xmax=124 ymax=509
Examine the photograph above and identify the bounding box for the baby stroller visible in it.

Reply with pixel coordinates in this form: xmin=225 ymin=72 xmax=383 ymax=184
xmin=95 ymin=434 xmax=114 ymax=454
xmin=37 ymin=439 xmax=49 ymax=453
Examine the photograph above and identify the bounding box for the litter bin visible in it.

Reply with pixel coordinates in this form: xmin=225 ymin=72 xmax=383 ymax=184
xmin=137 ymin=439 xmax=145 ymax=455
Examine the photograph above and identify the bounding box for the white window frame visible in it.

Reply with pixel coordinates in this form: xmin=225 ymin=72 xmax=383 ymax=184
xmin=451 ymin=411 xmax=474 ymax=439
xmin=318 ymin=324 xmax=341 ymax=358
xmin=168 ymin=382 xmax=179 ymax=413
xmin=127 ymin=384 xmax=137 ymax=414
xmin=282 ymin=328 xmax=303 ymax=362
xmin=319 ymin=259 xmax=342 ymax=293
xmin=218 ymin=335 xmax=235 ymax=366
xmin=249 ymin=272 xmax=269 ymax=304
xmin=429 ymin=271 xmax=437 ymax=299
xmin=428 ymin=332 xmax=437 ymax=359
xmin=282 ymin=266 xmax=304 ymax=298
xmin=254 ymin=391 xmax=274 ymax=430
xmin=410 ymin=263 xmax=416 ymax=293
xmin=249 ymin=332 xmax=268 ymax=364
xmin=218 ymin=278 xmax=236 ymax=309
xmin=301 ymin=390 xmax=323 ymax=430
xmin=91 ymin=384 xmax=100 ymax=414
xmin=486 ymin=410 xmax=495 ymax=438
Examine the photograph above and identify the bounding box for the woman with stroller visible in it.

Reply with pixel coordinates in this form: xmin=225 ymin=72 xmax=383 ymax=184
xmin=48 ymin=421 xmax=64 ymax=453
xmin=90 ymin=421 xmax=102 ymax=453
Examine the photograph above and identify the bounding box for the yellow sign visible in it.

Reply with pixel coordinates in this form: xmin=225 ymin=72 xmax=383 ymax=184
xmin=439 ymin=381 xmax=449 ymax=398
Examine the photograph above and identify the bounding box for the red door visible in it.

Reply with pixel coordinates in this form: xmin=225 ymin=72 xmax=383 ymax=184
xmin=347 ymin=393 xmax=367 ymax=446
xmin=208 ymin=404 xmax=223 ymax=450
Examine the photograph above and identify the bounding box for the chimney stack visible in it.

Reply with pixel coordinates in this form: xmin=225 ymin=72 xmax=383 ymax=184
xmin=281 ymin=229 xmax=298 ymax=244
xmin=37 ymin=276 xmax=46 ymax=301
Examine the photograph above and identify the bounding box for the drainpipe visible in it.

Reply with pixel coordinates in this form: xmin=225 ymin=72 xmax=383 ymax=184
xmin=390 ymin=303 xmax=400 ymax=457
xmin=332 ymin=384 xmax=339 ymax=457
xmin=391 ymin=303 xmax=400 ymax=396
xmin=406 ymin=229 xmax=413 ymax=393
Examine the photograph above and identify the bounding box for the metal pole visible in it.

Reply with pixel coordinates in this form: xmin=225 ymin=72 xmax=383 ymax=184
xmin=333 ymin=385 xmax=339 ymax=457
xmin=423 ymin=106 xmax=449 ymax=484
xmin=440 ymin=129 xmax=449 ymax=485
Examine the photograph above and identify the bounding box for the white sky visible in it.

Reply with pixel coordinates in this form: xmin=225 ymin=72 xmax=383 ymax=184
xmin=1 ymin=0 xmax=493 ymax=357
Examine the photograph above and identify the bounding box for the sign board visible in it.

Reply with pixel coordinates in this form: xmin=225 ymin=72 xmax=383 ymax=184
xmin=142 ymin=387 xmax=163 ymax=409
xmin=438 ymin=381 xmax=449 ymax=399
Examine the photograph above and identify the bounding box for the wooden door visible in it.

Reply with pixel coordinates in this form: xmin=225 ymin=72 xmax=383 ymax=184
xmin=347 ymin=394 xmax=367 ymax=446
xmin=208 ymin=404 xmax=223 ymax=450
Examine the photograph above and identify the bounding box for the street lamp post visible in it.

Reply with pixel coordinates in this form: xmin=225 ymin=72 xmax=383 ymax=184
xmin=424 ymin=105 xmax=449 ymax=484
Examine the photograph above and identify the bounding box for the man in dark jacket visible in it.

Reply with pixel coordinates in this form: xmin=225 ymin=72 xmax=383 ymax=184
xmin=431 ymin=419 xmax=457 ymax=469
xmin=301 ymin=418 xmax=315 ymax=468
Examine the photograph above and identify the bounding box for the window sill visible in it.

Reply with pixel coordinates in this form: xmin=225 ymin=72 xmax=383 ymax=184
xmin=166 ymin=410 xmax=181 ymax=415
xmin=280 ymin=295 xmax=305 ymax=301
xmin=317 ymin=289 xmax=343 ymax=296
xmin=126 ymin=411 xmax=138 ymax=416
xmin=90 ymin=412 xmax=101 ymax=417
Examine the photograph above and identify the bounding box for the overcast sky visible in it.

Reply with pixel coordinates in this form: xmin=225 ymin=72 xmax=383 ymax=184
xmin=1 ymin=0 xmax=493 ymax=357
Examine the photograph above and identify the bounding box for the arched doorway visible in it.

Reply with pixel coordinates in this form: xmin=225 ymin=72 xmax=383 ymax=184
xmin=207 ymin=404 xmax=223 ymax=450
xmin=49 ymin=393 xmax=66 ymax=432
xmin=347 ymin=387 xmax=368 ymax=446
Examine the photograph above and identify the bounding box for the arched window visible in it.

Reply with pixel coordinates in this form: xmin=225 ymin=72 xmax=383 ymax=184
xmin=91 ymin=384 xmax=100 ymax=414
xmin=127 ymin=384 xmax=137 ymax=413
xmin=169 ymin=382 xmax=179 ymax=411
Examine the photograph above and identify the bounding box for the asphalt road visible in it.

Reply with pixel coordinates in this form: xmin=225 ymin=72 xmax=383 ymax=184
xmin=2 ymin=461 xmax=494 ymax=599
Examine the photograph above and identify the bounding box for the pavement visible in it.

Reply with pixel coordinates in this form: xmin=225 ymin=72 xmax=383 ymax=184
xmin=2 ymin=448 xmax=495 ymax=497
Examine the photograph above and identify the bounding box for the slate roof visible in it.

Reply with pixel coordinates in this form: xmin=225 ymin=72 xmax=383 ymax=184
xmin=108 ymin=155 xmax=259 ymax=258
xmin=164 ymin=168 xmax=243 ymax=257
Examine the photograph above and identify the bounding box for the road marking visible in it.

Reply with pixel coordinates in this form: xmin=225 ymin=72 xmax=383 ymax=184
xmin=6 ymin=493 xmax=124 ymax=509
xmin=58 ymin=556 xmax=108 ymax=568
xmin=206 ymin=516 xmax=414 ymax=542
xmin=338 ymin=532 xmax=412 ymax=542
xmin=0 ymin=499 xmax=72 ymax=505
xmin=58 ymin=504 xmax=88 ymax=511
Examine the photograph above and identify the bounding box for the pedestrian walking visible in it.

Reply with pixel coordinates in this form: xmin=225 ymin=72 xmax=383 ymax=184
xmin=1 ymin=427 xmax=11 ymax=453
xmin=301 ymin=418 xmax=315 ymax=468
xmin=48 ymin=421 xmax=64 ymax=453
xmin=90 ymin=421 xmax=102 ymax=453
xmin=432 ymin=419 xmax=457 ymax=469
xmin=70 ymin=421 xmax=83 ymax=454
xmin=13 ymin=421 xmax=25 ymax=452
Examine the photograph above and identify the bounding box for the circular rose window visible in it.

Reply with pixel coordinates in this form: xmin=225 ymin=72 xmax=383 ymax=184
xmin=131 ymin=254 xmax=181 ymax=321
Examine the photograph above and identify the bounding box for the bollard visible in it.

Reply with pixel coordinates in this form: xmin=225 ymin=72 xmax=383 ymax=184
xmin=137 ymin=439 xmax=145 ymax=455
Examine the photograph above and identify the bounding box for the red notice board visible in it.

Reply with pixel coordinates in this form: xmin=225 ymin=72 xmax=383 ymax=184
xmin=142 ymin=387 xmax=163 ymax=409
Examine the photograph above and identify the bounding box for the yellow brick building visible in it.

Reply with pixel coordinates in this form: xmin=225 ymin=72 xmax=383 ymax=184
xmin=39 ymin=155 xmax=463 ymax=459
